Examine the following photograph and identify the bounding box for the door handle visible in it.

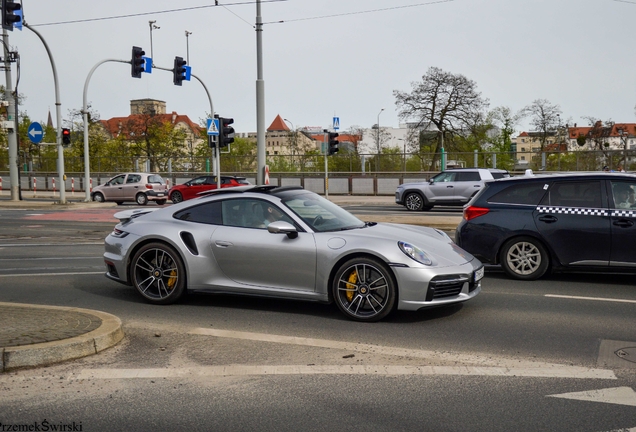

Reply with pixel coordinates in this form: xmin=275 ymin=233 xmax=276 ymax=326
xmin=446 ymin=185 xmax=453 ymax=188
xmin=613 ymin=219 xmax=634 ymax=228
xmin=215 ymin=240 xmax=233 ymax=248
xmin=538 ymin=215 xmax=558 ymax=223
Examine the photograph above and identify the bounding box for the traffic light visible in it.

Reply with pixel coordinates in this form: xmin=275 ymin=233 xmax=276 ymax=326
xmin=328 ymin=132 xmax=339 ymax=155
xmin=173 ymin=56 xmax=187 ymax=86
xmin=2 ymin=0 xmax=21 ymax=31
xmin=61 ymin=128 xmax=71 ymax=147
xmin=131 ymin=46 xmax=145 ymax=79
xmin=216 ymin=115 xmax=235 ymax=148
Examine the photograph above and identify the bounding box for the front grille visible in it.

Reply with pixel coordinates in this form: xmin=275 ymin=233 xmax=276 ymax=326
xmin=427 ymin=275 xmax=470 ymax=300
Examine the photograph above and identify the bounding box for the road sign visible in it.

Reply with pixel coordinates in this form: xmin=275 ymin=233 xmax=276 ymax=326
xmin=333 ymin=116 xmax=340 ymax=130
xmin=27 ymin=122 xmax=43 ymax=144
xmin=207 ymin=118 xmax=219 ymax=136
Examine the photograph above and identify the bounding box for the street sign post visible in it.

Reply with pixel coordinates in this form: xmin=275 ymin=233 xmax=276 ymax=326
xmin=333 ymin=116 xmax=340 ymax=131
xmin=207 ymin=118 xmax=219 ymax=136
xmin=27 ymin=122 xmax=43 ymax=144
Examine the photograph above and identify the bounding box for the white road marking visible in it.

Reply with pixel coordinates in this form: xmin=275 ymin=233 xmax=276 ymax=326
xmin=74 ymin=364 xmax=616 ymax=380
xmin=546 ymin=294 xmax=636 ymax=305
xmin=0 ymin=242 xmax=104 ymax=247
xmin=0 ymin=271 xmax=103 ymax=277
xmin=548 ymin=386 xmax=636 ymax=407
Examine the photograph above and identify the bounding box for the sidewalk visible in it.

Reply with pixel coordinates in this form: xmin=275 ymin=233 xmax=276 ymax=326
xmin=0 ymin=302 xmax=124 ymax=372
xmin=0 ymin=191 xmax=462 ymax=230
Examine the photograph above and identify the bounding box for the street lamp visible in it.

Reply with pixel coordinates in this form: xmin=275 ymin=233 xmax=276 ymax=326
xmin=185 ymin=30 xmax=192 ymax=64
xmin=149 ymin=21 xmax=160 ymax=67
xmin=284 ymin=118 xmax=295 ymax=168
xmin=376 ymin=108 xmax=385 ymax=154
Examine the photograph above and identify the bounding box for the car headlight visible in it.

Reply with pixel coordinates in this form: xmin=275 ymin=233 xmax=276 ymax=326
xmin=398 ymin=241 xmax=433 ymax=266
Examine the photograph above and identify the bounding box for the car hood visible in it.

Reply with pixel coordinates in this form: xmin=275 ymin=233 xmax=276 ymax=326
xmin=336 ymin=222 xmax=475 ymax=267
xmin=398 ymin=181 xmax=430 ymax=189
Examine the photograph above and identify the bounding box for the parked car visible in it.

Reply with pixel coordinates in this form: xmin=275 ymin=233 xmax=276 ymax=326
xmin=92 ymin=173 xmax=168 ymax=206
xmin=395 ymin=168 xmax=510 ymax=211
xmin=169 ymin=175 xmax=250 ymax=203
xmin=455 ymin=171 xmax=636 ymax=280
xmin=104 ymin=185 xmax=483 ymax=322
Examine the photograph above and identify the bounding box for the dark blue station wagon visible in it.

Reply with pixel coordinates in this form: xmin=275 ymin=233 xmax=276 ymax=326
xmin=455 ymin=172 xmax=636 ymax=280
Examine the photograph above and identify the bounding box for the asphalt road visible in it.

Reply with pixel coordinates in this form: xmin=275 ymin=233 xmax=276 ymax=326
xmin=1 ymin=211 xmax=635 ymax=431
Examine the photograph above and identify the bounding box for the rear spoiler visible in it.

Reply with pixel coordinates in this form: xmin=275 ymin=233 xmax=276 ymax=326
xmin=113 ymin=208 xmax=159 ymax=223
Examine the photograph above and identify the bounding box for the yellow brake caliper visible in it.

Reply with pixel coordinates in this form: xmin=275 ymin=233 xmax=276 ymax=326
xmin=167 ymin=270 xmax=177 ymax=290
xmin=346 ymin=270 xmax=357 ymax=302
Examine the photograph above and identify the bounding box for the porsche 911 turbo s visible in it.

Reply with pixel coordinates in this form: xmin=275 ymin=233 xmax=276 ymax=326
xmin=104 ymin=185 xmax=482 ymax=322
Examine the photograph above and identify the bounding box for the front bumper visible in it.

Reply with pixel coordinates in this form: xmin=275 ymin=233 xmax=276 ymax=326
xmin=394 ymin=259 xmax=483 ymax=311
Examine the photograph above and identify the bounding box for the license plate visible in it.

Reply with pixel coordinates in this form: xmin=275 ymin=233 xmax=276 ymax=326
xmin=157 ymin=193 xmax=164 ymax=197
xmin=474 ymin=267 xmax=484 ymax=282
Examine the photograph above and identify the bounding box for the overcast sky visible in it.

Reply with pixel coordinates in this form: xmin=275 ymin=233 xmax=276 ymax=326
xmin=9 ymin=0 xmax=636 ymax=136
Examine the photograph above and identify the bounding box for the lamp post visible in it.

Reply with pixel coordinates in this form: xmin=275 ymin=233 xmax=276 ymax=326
xmin=284 ymin=118 xmax=295 ymax=168
xmin=376 ymin=108 xmax=384 ymax=172
xmin=398 ymin=138 xmax=405 ymax=172
xmin=149 ymin=21 xmax=160 ymax=66
xmin=185 ymin=30 xmax=192 ymax=64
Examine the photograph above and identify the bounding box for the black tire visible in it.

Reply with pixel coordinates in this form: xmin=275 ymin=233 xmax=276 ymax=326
xmin=404 ymin=192 xmax=424 ymax=211
xmin=130 ymin=242 xmax=186 ymax=305
xmin=116 ymin=202 xmax=124 ymax=206
xmin=136 ymin=193 xmax=148 ymax=206
xmin=170 ymin=191 xmax=183 ymax=204
xmin=156 ymin=199 xmax=167 ymax=206
xmin=500 ymin=236 xmax=549 ymax=280
xmin=332 ymin=257 xmax=397 ymax=322
xmin=93 ymin=192 xmax=105 ymax=203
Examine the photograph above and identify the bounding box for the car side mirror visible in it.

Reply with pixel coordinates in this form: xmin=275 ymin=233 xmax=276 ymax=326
xmin=267 ymin=221 xmax=298 ymax=239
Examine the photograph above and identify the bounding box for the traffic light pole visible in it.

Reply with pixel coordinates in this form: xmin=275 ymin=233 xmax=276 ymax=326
xmin=23 ymin=23 xmax=66 ymax=204
xmin=2 ymin=28 xmax=18 ymax=200
xmin=324 ymin=131 xmax=329 ymax=198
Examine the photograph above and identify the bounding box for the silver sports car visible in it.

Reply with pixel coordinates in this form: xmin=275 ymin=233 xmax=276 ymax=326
xmin=104 ymin=185 xmax=483 ymax=322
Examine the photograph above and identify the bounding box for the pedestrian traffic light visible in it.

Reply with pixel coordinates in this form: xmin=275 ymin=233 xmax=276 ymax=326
xmin=216 ymin=115 xmax=235 ymax=148
xmin=131 ymin=46 xmax=145 ymax=79
xmin=61 ymin=128 xmax=71 ymax=146
xmin=2 ymin=0 xmax=21 ymax=31
xmin=173 ymin=56 xmax=187 ymax=86
xmin=328 ymin=132 xmax=339 ymax=155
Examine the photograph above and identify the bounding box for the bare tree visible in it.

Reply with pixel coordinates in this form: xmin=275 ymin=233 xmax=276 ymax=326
xmin=393 ymin=67 xmax=489 ymax=169
xmin=522 ymin=99 xmax=562 ymax=151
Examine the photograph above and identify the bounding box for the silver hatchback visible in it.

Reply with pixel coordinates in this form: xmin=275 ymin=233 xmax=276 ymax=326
xmin=92 ymin=173 xmax=168 ymax=206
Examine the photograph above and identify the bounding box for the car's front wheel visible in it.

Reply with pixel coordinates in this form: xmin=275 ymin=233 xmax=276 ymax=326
xmin=93 ymin=192 xmax=105 ymax=203
xmin=332 ymin=257 xmax=397 ymax=322
xmin=170 ymin=191 xmax=183 ymax=204
xmin=136 ymin=193 xmax=148 ymax=206
xmin=500 ymin=236 xmax=549 ymax=280
xmin=130 ymin=242 xmax=186 ymax=305
xmin=404 ymin=192 xmax=432 ymax=211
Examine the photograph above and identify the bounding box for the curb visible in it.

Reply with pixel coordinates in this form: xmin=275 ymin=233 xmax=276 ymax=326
xmin=0 ymin=303 xmax=124 ymax=372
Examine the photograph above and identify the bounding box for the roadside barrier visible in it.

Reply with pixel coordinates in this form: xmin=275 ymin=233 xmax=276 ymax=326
xmin=33 ymin=178 xmax=36 ymax=197
xmin=52 ymin=178 xmax=56 ymax=196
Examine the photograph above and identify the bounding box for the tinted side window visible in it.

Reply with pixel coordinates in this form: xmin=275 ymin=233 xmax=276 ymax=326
xmin=126 ymin=174 xmax=141 ymax=184
xmin=432 ymin=172 xmax=456 ymax=183
xmin=491 ymin=172 xmax=509 ymax=179
xmin=173 ymin=201 xmax=223 ymax=225
xmin=457 ymin=172 xmax=481 ymax=181
xmin=487 ymin=182 xmax=547 ymax=205
xmin=540 ymin=181 xmax=602 ymax=208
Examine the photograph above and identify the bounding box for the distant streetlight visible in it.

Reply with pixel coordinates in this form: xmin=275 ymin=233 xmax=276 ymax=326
xmin=149 ymin=21 xmax=160 ymax=66
xmin=284 ymin=118 xmax=295 ymax=166
xmin=185 ymin=30 xmax=193 ymax=64
xmin=376 ymin=108 xmax=385 ymax=154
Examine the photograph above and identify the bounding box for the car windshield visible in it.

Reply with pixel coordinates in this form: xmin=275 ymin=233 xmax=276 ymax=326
xmin=282 ymin=192 xmax=365 ymax=232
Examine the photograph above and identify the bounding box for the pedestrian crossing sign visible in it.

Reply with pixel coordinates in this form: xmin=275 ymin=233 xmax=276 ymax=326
xmin=207 ymin=118 xmax=219 ymax=136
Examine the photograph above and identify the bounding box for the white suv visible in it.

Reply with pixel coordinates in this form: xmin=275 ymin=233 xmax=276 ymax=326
xmin=395 ymin=168 xmax=510 ymax=211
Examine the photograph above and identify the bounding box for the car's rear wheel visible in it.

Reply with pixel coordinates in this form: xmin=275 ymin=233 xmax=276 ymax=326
xmin=170 ymin=191 xmax=183 ymax=204
xmin=500 ymin=236 xmax=549 ymax=280
xmin=136 ymin=193 xmax=148 ymax=206
xmin=93 ymin=192 xmax=105 ymax=203
xmin=130 ymin=242 xmax=186 ymax=305
xmin=332 ymin=257 xmax=397 ymax=322
xmin=405 ymin=192 xmax=427 ymax=211
xmin=156 ymin=199 xmax=167 ymax=206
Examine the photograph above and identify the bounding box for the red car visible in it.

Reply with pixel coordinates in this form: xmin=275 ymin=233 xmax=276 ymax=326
xmin=169 ymin=175 xmax=250 ymax=203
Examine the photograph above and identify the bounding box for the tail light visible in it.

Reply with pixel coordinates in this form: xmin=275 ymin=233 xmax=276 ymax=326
xmin=145 ymin=184 xmax=153 ymax=190
xmin=463 ymin=206 xmax=489 ymax=221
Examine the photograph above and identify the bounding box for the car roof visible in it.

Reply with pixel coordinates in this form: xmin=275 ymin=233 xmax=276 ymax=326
xmin=443 ymin=168 xmax=508 ymax=172
xmin=492 ymin=171 xmax=636 ymax=183
xmin=197 ymin=185 xmax=304 ymax=198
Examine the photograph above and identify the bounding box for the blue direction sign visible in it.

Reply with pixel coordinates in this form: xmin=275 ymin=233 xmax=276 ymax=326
xmin=27 ymin=122 xmax=43 ymax=144
xmin=207 ymin=118 xmax=219 ymax=136
xmin=333 ymin=116 xmax=340 ymax=130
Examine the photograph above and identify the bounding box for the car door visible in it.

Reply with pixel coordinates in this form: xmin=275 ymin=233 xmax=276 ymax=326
xmin=534 ymin=180 xmax=610 ymax=266
xmin=183 ymin=176 xmax=211 ymax=200
xmin=121 ymin=174 xmax=142 ymax=201
xmin=427 ymin=172 xmax=458 ymax=203
xmin=210 ymin=198 xmax=317 ymax=291
xmin=453 ymin=171 xmax=484 ymax=202
xmin=608 ymin=180 xmax=636 ymax=267
xmin=101 ymin=174 xmax=125 ymax=200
